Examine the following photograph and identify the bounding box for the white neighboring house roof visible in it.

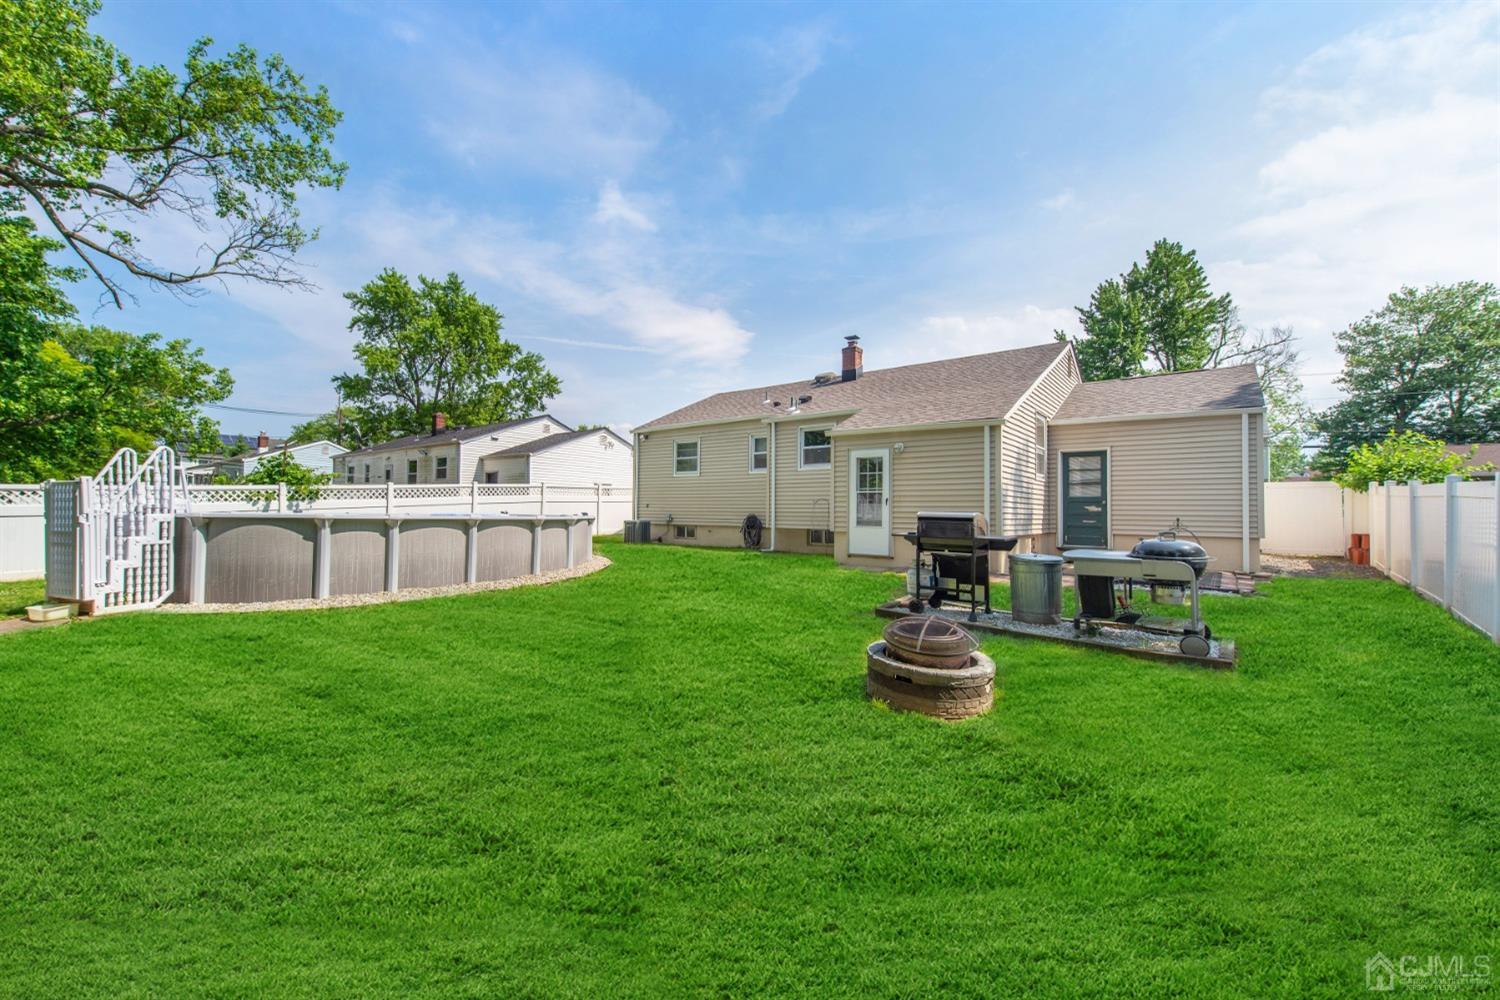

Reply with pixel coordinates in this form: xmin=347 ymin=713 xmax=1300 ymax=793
xmin=481 ymin=427 xmax=633 ymax=459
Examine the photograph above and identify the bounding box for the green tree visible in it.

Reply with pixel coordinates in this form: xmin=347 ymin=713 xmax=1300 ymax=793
xmin=0 ymin=214 xmax=233 ymax=480
xmin=239 ymin=449 xmax=331 ymax=502
xmin=0 ymin=0 xmax=344 ymax=307
xmin=1315 ymin=283 xmax=1499 ymax=475
xmin=1060 ymin=239 xmax=1310 ymax=479
xmin=1333 ymin=431 xmax=1490 ymax=492
xmin=288 ymin=408 xmax=365 ymax=449
xmin=332 ymin=269 xmax=560 ymax=438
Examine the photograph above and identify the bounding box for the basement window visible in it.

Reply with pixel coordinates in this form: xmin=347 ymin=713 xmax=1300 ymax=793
xmin=807 ymin=528 xmax=833 ymax=546
xmin=674 ymin=524 xmax=697 ymax=539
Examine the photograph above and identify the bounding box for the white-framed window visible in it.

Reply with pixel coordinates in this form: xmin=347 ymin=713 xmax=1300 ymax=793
xmin=749 ymin=433 xmax=769 ymax=473
xmin=807 ymin=528 xmax=833 ymax=546
xmin=674 ymin=438 xmax=700 ymax=476
xmin=1034 ymin=414 xmax=1048 ymax=476
xmin=363 ymin=463 xmax=371 ymax=484
xmin=674 ymin=524 xmax=696 ymax=539
xmin=799 ymin=426 xmax=832 ymax=469
xmin=384 ymin=462 xmax=393 ymax=482
xmin=436 ymin=456 xmax=449 ymax=480
xmin=407 ymin=459 xmax=418 ymax=484
xmin=345 ymin=465 xmax=354 ymax=483
xmin=484 ymin=471 xmax=498 ymax=484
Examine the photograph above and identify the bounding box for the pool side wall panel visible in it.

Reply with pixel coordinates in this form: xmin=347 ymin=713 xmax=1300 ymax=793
xmin=476 ymin=523 xmax=532 ymax=581
xmin=539 ymin=524 xmax=568 ymax=572
xmin=204 ymin=518 xmax=316 ymax=603
xmin=330 ymin=521 xmax=385 ymax=596
xmin=398 ymin=520 xmax=467 ymax=589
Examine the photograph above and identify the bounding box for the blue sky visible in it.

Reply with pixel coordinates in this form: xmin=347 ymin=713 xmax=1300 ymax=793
xmin=78 ymin=1 xmax=1500 ymax=437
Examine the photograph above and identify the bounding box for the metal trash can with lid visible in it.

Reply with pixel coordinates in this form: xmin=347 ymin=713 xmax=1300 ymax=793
xmin=1009 ymin=553 xmax=1064 ymax=625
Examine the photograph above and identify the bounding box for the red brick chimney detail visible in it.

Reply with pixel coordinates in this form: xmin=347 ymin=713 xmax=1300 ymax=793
xmin=841 ymin=336 xmax=863 ymax=382
xmin=432 ymin=412 xmax=448 ymax=434
xmin=256 ymin=431 xmax=270 ymax=451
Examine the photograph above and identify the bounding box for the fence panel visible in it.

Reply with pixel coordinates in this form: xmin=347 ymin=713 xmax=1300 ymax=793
xmin=1263 ymin=482 xmax=1349 ymax=556
xmin=0 ymin=485 xmax=46 ymax=581
xmin=1414 ymin=484 xmax=1446 ymax=601
xmin=1368 ymin=477 xmax=1499 ymax=642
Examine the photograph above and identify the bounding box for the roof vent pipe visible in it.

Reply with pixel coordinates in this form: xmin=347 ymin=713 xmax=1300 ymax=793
xmin=842 ymin=335 xmax=863 ymax=382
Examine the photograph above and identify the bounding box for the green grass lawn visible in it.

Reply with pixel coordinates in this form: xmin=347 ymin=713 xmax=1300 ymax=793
xmin=0 ymin=542 xmax=1494 ymax=997
xmin=0 ymin=577 xmax=44 ymax=617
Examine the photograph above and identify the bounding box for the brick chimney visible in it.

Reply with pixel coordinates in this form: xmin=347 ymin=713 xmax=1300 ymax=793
xmin=841 ymin=335 xmax=863 ymax=382
xmin=256 ymin=431 xmax=270 ymax=451
xmin=432 ymin=411 xmax=447 ymax=435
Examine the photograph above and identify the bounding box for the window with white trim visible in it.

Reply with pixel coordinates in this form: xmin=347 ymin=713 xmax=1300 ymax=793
xmin=807 ymin=528 xmax=833 ymax=546
xmin=435 ymin=456 xmax=449 ymax=480
xmin=674 ymin=439 xmax=699 ymax=476
xmin=1034 ymin=414 xmax=1048 ymax=476
xmin=407 ymin=459 xmax=418 ymax=484
xmin=384 ymin=463 xmax=393 ymax=482
xmin=674 ymin=524 xmax=696 ymax=539
xmin=363 ymin=463 xmax=371 ymax=484
xmin=799 ymin=427 xmax=831 ymax=469
xmin=749 ymin=434 xmax=768 ymax=473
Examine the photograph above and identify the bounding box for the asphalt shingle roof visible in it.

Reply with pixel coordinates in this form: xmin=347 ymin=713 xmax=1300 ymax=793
xmin=635 ymin=341 xmax=1072 ymax=433
xmin=1053 ymin=365 xmax=1264 ymax=420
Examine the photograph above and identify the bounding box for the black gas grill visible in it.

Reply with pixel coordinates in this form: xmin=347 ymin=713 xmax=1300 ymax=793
xmin=903 ymin=511 xmax=1019 ymax=620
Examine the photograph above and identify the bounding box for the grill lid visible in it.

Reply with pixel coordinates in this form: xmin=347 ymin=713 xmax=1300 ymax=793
xmin=1130 ymin=537 xmax=1210 ymax=576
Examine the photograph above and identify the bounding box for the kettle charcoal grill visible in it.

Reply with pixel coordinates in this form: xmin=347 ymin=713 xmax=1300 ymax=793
xmin=1065 ymin=532 xmax=1215 ymax=657
xmin=903 ymin=511 xmax=1019 ymax=620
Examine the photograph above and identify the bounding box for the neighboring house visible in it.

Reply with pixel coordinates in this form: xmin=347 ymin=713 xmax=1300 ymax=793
xmin=1446 ymin=442 xmax=1499 ymax=479
xmin=633 ymin=337 xmax=1267 ymax=572
xmin=184 ymin=433 xmax=346 ymax=482
xmin=333 ymin=413 xmax=631 ymax=486
xmin=479 ymin=427 xmax=633 ymax=486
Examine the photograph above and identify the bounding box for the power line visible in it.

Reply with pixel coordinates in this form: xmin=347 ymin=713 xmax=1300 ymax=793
xmin=205 ymin=401 xmax=325 ymax=418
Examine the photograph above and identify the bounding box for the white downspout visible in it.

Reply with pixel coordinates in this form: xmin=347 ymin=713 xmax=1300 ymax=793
xmin=766 ymin=421 xmax=777 ymax=551
xmin=1241 ymin=412 xmax=1250 ymax=573
xmin=982 ymin=425 xmax=991 ymax=531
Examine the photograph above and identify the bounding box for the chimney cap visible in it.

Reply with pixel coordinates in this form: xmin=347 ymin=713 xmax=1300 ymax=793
xmin=844 ymin=334 xmax=860 ymax=343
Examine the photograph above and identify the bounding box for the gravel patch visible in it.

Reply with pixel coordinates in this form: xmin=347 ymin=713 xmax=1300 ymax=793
xmin=1261 ymin=554 xmax=1382 ymax=579
xmin=158 ymin=556 xmax=612 ymax=614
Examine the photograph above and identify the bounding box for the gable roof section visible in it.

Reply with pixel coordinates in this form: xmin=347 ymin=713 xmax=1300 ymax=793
xmin=1447 ymin=443 xmax=1500 ymax=468
xmin=635 ymin=341 xmax=1072 ymax=433
xmin=483 ymin=427 xmax=632 ymax=459
xmin=1052 ymin=365 xmax=1264 ymax=422
xmin=341 ymin=415 xmax=568 ymax=459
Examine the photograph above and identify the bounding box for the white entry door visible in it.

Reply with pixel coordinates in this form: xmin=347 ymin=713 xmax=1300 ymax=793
xmin=848 ymin=448 xmax=891 ymax=556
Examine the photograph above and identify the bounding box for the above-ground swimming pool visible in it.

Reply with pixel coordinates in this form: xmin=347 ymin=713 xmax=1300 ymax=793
xmin=170 ymin=511 xmax=594 ymax=605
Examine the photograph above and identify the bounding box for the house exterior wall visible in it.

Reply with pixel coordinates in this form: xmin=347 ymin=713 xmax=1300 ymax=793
xmin=831 ymin=425 xmax=986 ymax=543
xmin=1043 ymin=411 xmax=1264 ymax=571
xmin=635 ymin=419 xmax=770 ymax=528
xmin=481 ymin=456 xmax=529 ymax=483
xmin=235 ymin=441 xmax=345 ymax=478
xmin=998 ymin=351 xmax=1080 ymax=538
xmin=336 ymin=443 xmax=460 ymax=485
xmin=458 ymin=417 xmax=565 ymax=482
xmin=526 ymin=431 xmax=633 ymax=486
xmin=773 ymin=418 xmax=838 ymax=531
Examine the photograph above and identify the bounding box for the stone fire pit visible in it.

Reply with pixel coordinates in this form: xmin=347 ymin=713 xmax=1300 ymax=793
xmin=866 ymin=617 xmax=994 ymax=720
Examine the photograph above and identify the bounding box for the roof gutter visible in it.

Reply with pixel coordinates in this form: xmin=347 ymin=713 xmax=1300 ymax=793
xmin=1048 ymin=406 xmax=1265 ymax=427
xmin=828 ymin=417 xmax=1003 ymax=437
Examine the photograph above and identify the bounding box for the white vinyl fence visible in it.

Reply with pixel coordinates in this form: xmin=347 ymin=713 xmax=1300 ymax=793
xmin=1263 ymin=481 xmax=1366 ymax=556
xmin=0 ymin=481 xmax=632 ymax=582
xmin=1369 ymin=476 xmax=1499 ymax=642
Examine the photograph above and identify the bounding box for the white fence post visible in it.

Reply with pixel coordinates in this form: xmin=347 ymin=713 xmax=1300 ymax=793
xmin=1408 ymin=480 xmax=1419 ymax=591
xmin=596 ymin=483 xmax=602 ymax=527
xmin=1385 ymin=480 xmax=1393 ymax=573
xmin=385 ymin=481 xmax=394 ymax=517
xmin=1443 ymin=474 xmax=1459 ymax=610
xmin=539 ymin=482 xmax=547 ymax=517
xmin=469 ymin=481 xmax=477 ymax=514
xmin=277 ymin=482 xmax=287 ymax=513
xmin=1493 ymin=476 xmax=1500 ymax=643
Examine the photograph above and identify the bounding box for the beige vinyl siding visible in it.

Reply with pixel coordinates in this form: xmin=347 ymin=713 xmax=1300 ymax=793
xmin=773 ymin=420 xmax=837 ymax=531
xmin=832 ymin=426 xmax=986 ymax=539
xmin=1044 ymin=412 xmax=1264 ymax=540
xmin=635 ymin=419 xmax=769 ymax=527
xmin=998 ymin=351 xmax=1080 ymax=535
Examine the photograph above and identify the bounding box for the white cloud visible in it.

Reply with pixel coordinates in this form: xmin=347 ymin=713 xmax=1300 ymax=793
xmin=1216 ymin=0 xmax=1500 ymax=400
xmin=887 ymin=305 xmax=1076 ymax=367
xmin=751 ymin=21 xmax=838 ymax=119
xmin=594 ymin=180 xmax=657 ymax=231
xmin=429 ymin=50 xmax=669 ymax=178
xmin=1040 ymin=190 xmax=1076 ymax=211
